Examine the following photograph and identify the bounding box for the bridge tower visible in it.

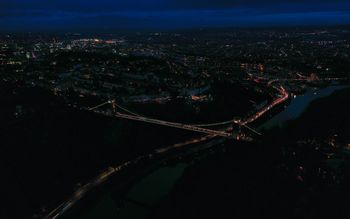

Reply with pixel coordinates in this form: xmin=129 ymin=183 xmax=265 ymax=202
xmin=110 ymin=100 xmax=117 ymax=114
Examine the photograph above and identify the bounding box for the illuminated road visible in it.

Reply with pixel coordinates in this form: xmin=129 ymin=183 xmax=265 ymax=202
xmin=45 ymin=161 xmax=136 ymax=219
xmin=240 ymin=86 xmax=289 ymax=126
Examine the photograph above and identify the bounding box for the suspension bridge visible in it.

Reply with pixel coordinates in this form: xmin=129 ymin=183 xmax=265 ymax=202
xmin=88 ymin=100 xmax=262 ymax=138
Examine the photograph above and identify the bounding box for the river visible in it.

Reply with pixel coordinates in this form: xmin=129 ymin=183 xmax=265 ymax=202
xmin=258 ymin=85 xmax=349 ymax=131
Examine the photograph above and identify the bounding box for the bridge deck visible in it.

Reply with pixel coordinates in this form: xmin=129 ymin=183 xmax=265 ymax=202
xmin=114 ymin=112 xmax=232 ymax=138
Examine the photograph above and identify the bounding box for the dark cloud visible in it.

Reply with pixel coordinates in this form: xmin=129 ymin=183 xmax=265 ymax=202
xmin=0 ymin=0 xmax=349 ymax=31
xmin=1 ymin=0 xmax=350 ymax=13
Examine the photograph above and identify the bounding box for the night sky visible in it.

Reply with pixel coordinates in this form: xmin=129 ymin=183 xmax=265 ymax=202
xmin=1 ymin=0 xmax=350 ymax=32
